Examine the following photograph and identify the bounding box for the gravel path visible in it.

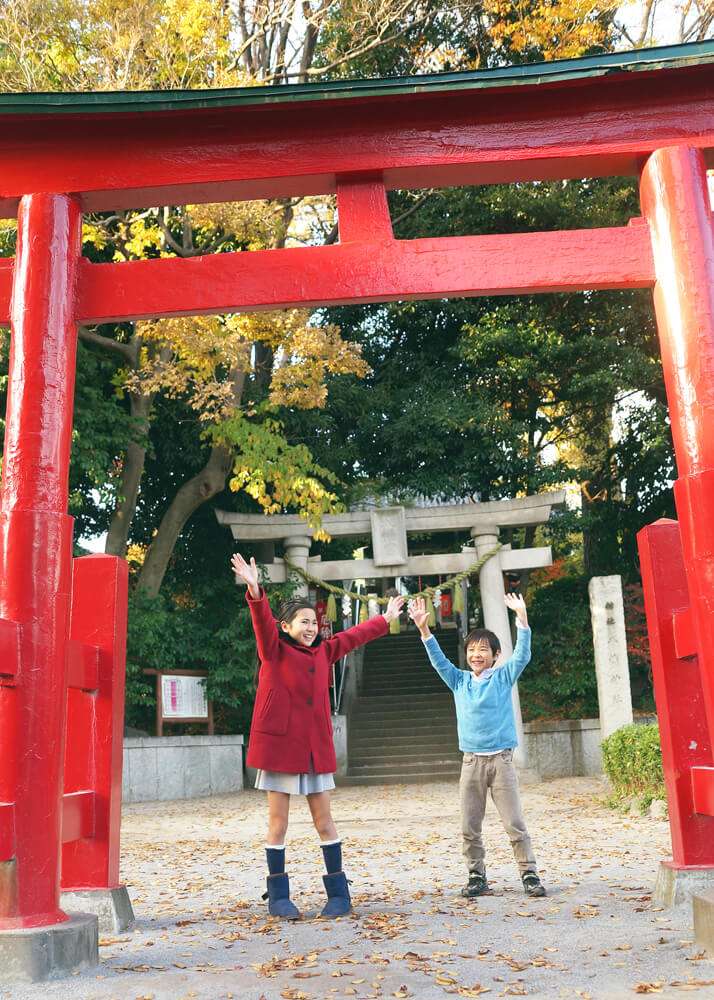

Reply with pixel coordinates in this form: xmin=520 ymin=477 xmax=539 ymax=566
xmin=3 ymin=777 xmax=714 ymax=1000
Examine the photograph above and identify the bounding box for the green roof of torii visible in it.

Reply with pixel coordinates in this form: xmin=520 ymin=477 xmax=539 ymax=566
xmin=0 ymin=40 xmax=713 ymax=116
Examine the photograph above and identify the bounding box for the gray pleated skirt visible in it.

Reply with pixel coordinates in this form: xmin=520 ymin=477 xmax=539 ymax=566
xmin=255 ymin=760 xmax=335 ymax=795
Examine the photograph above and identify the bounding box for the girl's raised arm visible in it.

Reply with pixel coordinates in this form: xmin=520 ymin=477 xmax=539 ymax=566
xmin=323 ymin=596 xmax=404 ymax=663
xmin=231 ymin=553 xmax=279 ymax=662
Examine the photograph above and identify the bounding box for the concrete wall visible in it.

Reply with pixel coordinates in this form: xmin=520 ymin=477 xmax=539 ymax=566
xmin=523 ymin=719 xmax=602 ymax=779
xmin=123 ymin=735 xmax=244 ymax=803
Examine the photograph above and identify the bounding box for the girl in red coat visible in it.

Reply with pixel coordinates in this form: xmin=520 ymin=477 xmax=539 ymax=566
xmin=231 ymin=551 xmax=404 ymax=920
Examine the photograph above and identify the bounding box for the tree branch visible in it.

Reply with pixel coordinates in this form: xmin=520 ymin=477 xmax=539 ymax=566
xmin=79 ymin=326 xmax=135 ymax=363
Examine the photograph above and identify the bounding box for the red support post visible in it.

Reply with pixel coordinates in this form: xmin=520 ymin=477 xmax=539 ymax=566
xmin=637 ymin=519 xmax=714 ymax=866
xmin=0 ymin=193 xmax=82 ymax=930
xmin=61 ymin=554 xmax=129 ymax=892
xmin=640 ymin=148 xmax=714 ymax=829
xmin=336 ymin=176 xmax=393 ymax=244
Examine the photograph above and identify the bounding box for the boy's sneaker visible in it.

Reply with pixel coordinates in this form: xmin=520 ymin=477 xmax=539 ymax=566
xmin=521 ymin=871 xmax=546 ymax=897
xmin=461 ymin=870 xmax=492 ymax=897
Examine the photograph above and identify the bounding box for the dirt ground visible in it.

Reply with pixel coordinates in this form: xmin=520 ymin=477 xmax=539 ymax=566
xmin=4 ymin=777 xmax=714 ymax=1000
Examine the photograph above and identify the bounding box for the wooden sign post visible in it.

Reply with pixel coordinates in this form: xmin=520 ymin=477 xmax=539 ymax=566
xmin=144 ymin=669 xmax=214 ymax=737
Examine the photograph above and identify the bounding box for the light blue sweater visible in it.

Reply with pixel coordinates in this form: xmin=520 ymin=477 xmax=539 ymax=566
xmin=422 ymin=626 xmax=532 ymax=753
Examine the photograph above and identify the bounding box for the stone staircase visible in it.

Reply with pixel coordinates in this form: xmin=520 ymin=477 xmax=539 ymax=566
xmin=339 ymin=629 xmax=462 ymax=786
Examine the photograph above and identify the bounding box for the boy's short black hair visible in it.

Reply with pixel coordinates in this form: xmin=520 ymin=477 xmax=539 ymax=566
xmin=464 ymin=628 xmax=501 ymax=656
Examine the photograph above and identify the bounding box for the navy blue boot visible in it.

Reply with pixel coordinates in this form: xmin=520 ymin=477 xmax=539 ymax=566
xmin=320 ymin=871 xmax=352 ymax=918
xmin=262 ymin=873 xmax=301 ymax=919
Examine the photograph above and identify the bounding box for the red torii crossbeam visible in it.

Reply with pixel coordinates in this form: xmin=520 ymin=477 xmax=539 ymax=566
xmin=1 ymin=40 xmax=714 ymax=973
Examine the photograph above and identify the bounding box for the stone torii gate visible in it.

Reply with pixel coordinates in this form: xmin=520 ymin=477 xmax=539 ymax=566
xmin=218 ymin=490 xmax=564 ymax=767
xmin=3 ymin=40 xmax=714 ymax=978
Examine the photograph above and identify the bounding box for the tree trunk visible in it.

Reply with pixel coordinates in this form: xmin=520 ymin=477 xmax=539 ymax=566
xmin=136 ymin=368 xmax=247 ymax=597
xmin=105 ymin=391 xmax=151 ymax=557
xmin=136 ymin=442 xmax=234 ymax=597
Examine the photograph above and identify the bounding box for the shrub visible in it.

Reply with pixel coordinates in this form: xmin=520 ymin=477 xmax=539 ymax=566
xmin=601 ymin=722 xmax=665 ymax=810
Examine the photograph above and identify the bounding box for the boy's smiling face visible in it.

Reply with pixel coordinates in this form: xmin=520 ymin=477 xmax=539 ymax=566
xmin=466 ymin=637 xmax=499 ymax=676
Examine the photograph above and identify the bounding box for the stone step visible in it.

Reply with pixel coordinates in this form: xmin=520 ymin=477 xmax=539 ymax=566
xmin=368 ymin=632 xmax=459 ymax=644
xmin=348 ymin=756 xmax=462 ymax=775
xmin=364 ymin=662 xmax=446 ymax=672
xmin=364 ymin=653 xmax=458 ymax=668
xmin=351 ymin=726 xmax=457 ymax=741
xmin=353 ymin=719 xmax=455 ymax=730
xmin=353 ymin=691 xmax=453 ymax=705
xmin=361 ymin=684 xmax=447 ymax=697
xmin=353 ymin=704 xmax=455 ymax=719
xmin=349 ymin=749 xmax=461 ymax=766
xmin=353 ymin=723 xmax=455 ymax=735
xmin=364 ymin=650 xmax=459 ymax=664
xmin=352 ymin=719 xmax=456 ymax=735
xmin=362 ymin=670 xmax=449 ymax=682
xmin=350 ymin=739 xmax=458 ymax=754
xmin=351 ymin=714 xmax=456 ymax=736
xmin=336 ymin=770 xmax=460 ymax=787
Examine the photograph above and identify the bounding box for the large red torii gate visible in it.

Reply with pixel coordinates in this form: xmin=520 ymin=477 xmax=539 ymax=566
xmin=1 ymin=40 xmax=714 ymax=975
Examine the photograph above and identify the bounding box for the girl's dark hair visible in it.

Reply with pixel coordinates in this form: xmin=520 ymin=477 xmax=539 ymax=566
xmin=464 ymin=627 xmax=501 ymax=655
xmin=277 ymin=598 xmax=316 ymax=624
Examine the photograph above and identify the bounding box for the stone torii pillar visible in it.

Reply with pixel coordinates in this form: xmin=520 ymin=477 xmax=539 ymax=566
xmin=283 ymin=534 xmax=312 ymax=598
xmin=471 ymin=523 xmax=529 ymax=771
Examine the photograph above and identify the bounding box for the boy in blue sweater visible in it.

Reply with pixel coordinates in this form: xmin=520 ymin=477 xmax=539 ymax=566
xmin=409 ymin=593 xmax=546 ymax=899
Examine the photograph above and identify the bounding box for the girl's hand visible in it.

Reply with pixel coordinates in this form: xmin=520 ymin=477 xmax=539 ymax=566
xmin=231 ymin=552 xmax=260 ymax=598
xmin=383 ymin=594 xmax=405 ymax=623
xmin=504 ymin=592 xmax=528 ymax=627
xmin=408 ymin=596 xmax=431 ymax=636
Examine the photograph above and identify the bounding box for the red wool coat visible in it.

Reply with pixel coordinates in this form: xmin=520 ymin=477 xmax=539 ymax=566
xmin=245 ymin=589 xmax=388 ymax=774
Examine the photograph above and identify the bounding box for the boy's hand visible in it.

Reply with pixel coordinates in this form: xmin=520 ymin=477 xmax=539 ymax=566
xmin=231 ymin=552 xmax=260 ymax=599
xmin=408 ymin=596 xmax=432 ymax=637
xmin=383 ymin=594 xmax=405 ymax=623
xmin=504 ymin=592 xmax=528 ymax=628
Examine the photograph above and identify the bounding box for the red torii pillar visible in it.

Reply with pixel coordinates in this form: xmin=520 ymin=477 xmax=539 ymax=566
xmin=0 ymin=195 xmax=98 ymax=970
xmin=638 ymin=147 xmax=714 ymax=912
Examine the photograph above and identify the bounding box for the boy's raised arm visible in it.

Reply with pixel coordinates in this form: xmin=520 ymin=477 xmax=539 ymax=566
xmin=502 ymin=593 xmax=532 ymax=685
xmin=409 ymin=597 xmax=464 ymax=691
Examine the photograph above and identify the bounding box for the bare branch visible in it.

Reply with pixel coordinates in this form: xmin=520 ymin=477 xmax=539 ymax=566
xmin=391 ymin=191 xmax=434 ymax=231
xmin=79 ymin=326 xmax=135 ymax=363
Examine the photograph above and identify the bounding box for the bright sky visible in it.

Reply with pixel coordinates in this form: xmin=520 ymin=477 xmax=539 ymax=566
xmin=615 ymin=0 xmax=707 ymax=46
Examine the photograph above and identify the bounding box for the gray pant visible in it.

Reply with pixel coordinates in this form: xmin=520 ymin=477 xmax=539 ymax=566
xmin=459 ymin=749 xmax=537 ymax=875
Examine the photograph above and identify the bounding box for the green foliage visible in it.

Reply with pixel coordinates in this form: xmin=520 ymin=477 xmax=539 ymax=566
xmin=69 ymin=343 xmax=135 ymax=538
xmin=519 ymin=571 xmax=655 ymax=720
xmin=125 ymin=575 xmax=296 ymax=735
xmin=518 ymin=575 xmax=598 ymax=720
xmin=601 ymin=723 xmax=665 ymax=810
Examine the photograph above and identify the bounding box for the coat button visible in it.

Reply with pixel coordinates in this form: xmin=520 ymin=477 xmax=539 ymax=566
xmin=308 ymin=667 xmax=315 ymax=674
xmin=307 ymin=697 xmax=313 ymax=706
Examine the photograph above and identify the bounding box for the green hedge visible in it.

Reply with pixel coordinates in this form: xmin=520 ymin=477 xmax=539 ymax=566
xmin=601 ymin=722 xmax=665 ymax=809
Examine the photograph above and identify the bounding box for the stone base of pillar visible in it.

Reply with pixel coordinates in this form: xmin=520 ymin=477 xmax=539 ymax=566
xmin=654 ymin=861 xmax=714 ymax=907
xmin=61 ymin=886 xmax=135 ymax=935
xmin=0 ymin=912 xmax=98 ymax=984
xmin=693 ymin=890 xmax=714 ymax=954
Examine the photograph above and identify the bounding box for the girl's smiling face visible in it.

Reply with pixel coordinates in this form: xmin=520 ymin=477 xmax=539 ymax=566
xmin=281 ymin=607 xmax=319 ymax=647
